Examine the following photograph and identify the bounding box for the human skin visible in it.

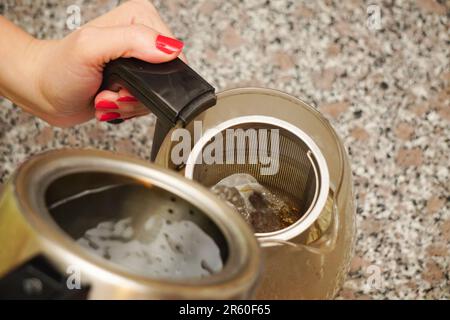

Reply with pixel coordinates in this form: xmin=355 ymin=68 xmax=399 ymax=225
xmin=0 ymin=0 xmax=185 ymax=127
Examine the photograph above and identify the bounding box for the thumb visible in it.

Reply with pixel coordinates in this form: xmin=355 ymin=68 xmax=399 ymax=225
xmin=78 ymin=24 xmax=184 ymax=65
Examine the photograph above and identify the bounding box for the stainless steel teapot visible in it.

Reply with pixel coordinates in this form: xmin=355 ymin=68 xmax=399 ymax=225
xmin=0 ymin=150 xmax=261 ymax=299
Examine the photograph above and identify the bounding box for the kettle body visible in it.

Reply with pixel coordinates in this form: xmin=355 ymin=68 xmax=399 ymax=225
xmin=154 ymin=87 xmax=356 ymax=299
xmin=0 ymin=150 xmax=261 ymax=299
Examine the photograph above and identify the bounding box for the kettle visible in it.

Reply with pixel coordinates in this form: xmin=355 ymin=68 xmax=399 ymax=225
xmin=101 ymin=58 xmax=356 ymax=299
xmin=0 ymin=150 xmax=261 ymax=299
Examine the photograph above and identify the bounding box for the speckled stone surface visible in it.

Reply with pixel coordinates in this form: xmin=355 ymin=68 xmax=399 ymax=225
xmin=0 ymin=0 xmax=448 ymax=299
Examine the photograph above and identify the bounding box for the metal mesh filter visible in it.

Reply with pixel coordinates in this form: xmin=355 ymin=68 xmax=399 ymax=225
xmin=185 ymin=118 xmax=327 ymax=237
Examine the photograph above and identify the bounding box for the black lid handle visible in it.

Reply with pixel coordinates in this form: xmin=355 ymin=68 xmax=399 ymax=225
xmin=101 ymin=58 xmax=217 ymax=160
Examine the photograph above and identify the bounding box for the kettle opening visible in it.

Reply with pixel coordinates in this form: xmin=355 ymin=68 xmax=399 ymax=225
xmin=184 ymin=115 xmax=330 ymax=241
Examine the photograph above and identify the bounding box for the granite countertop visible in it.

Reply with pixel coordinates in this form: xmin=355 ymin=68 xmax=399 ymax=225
xmin=0 ymin=0 xmax=448 ymax=299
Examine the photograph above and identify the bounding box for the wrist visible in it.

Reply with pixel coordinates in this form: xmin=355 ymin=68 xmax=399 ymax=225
xmin=0 ymin=16 xmax=58 ymax=119
xmin=24 ymin=38 xmax=58 ymax=116
xmin=10 ymin=37 xmax=60 ymax=120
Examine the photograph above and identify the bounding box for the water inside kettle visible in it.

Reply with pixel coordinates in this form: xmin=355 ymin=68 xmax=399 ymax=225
xmin=77 ymin=214 xmax=223 ymax=280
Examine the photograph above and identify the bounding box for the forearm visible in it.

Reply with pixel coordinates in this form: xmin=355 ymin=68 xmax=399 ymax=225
xmin=0 ymin=0 xmax=184 ymax=127
xmin=0 ymin=16 xmax=48 ymax=116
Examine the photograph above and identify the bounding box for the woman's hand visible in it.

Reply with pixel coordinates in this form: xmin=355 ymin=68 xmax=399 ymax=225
xmin=0 ymin=0 xmax=184 ymax=127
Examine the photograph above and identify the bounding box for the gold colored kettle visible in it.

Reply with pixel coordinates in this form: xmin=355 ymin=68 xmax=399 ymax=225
xmin=0 ymin=150 xmax=261 ymax=299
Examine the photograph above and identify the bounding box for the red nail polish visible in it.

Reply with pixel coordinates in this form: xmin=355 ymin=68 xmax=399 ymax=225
xmin=99 ymin=112 xmax=121 ymax=121
xmin=117 ymin=96 xmax=138 ymax=102
xmin=95 ymin=100 xmax=118 ymax=109
xmin=156 ymin=35 xmax=184 ymax=54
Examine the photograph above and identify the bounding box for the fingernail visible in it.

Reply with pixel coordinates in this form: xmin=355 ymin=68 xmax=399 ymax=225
xmin=156 ymin=35 xmax=184 ymax=54
xmin=95 ymin=100 xmax=118 ymax=109
xmin=99 ymin=112 xmax=121 ymax=121
xmin=117 ymin=96 xmax=138 ymax=102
